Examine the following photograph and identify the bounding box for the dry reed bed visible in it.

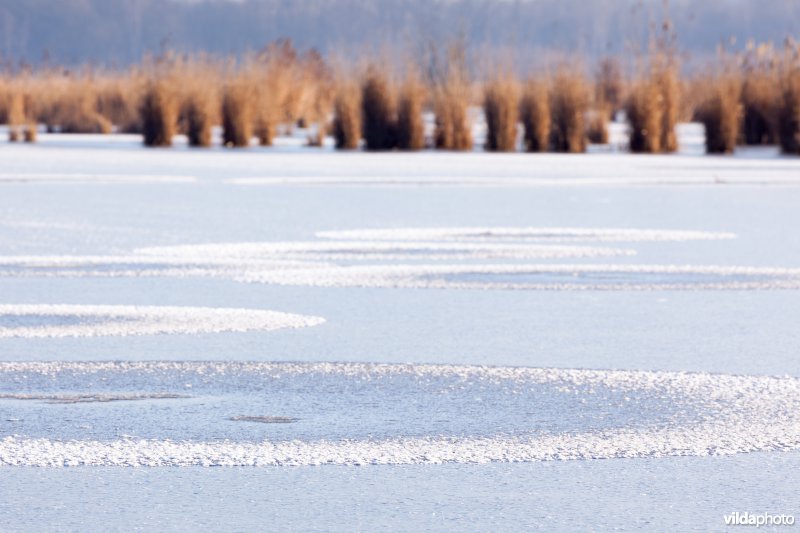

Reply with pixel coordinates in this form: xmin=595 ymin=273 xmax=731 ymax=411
xmin=2 ymin=40 xmax=800 ymax=155
xmin=520 ymin=80 xmax=550 ymax=152
xmin=776 ymin=44 xmax=800 ymax=155
xmin=694 ymin=72 xmax=742 ymax=154
xmin=332 ymin=78 xmax=362 ymax=150
xmin=625 ymin=54 xmax=680 ymax=154
xmin=586 ymin=58 xmax=622 ymax=145
xmin=361 ymin=66 xmax=397 ymax=151
xmin=740 ymin=43 xmax=779 ymax=145
xmin=396 ymin=69 xmax=426 ymax=151
xmin=483 ymin=75 xmax=520 ymax=152
xmin=429 ymin=43 xmax=473 ymax=151
xmin=549 ymin=70 xmax=589 ymax=153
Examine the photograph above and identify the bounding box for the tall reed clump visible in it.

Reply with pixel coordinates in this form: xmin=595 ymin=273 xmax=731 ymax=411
xmin=740 ymin=43 xmax=778 ymax=145
xmin=221 ymin=77 xmax=254 ymax=148
xmin=332 ymin=79 xmax=362 ymax=149
xmin=361 ymin=66 xmax=397 ymax=150
xmin=253 ymin=101 xmax=277 ymax=146
xmin=431 ymin=43 xmax=473 ymax=151
xmin=275 ymin=41 xmax=316 ymax=134
xmin=7 ymin=85 xmax=37 ymax=142
xmin=139 ymin=79 xmax=177 ymax=147
xmin=596 ymin=57 xmax=624 ymax=119
xmin=483 ymin=75 xmax=520 ymax=151
xmin=520 ymin=79 xmax=550 ymax=152
xmin=0 ymin=79 xmax=9 ymax=125
xmin=177 ymin=59 xmax=219 ymax=148
xmin=433 ymin=81 xmax=472 ymax=150
xmin=654 ymin=59 xmax=680 ymax=153
xmin=586 ymin=104 xmax=610 ymax=144
xmin=695 ymin=73 xmax=742 ymax=154
xmin=250 ymin=46 xmax=288 ymax=146
xmin=269 ymin=40 xmax=296 ymax=135
xmin=776 ymin=47 xmax=800 ymax=155
xmin=255 ymin=40 xmax=328 ymax=139
xmin=742 ymin=73 xmax=777 ymax=145
xmin=626 ymin=60 xmax=680 ymax=154
xmin=301 ymin=51 xmax=334 ymax=147
xmin=96 ymin=73 xmax=144 ymax=133
xmin=53 ymin=77 xmax=113 ymax=134
xmin=588 ymin=57 xmax=621 ymax=143
xmin=626 ymin=17 xmax=680 ymax=154
xmin=549 ymin=70 xmax=588 ymax=153
xmin=396 ymin=68 xmax=426 ymax=150
xmin=24 ymin=73 xmax=60 ymax=133
xmin=182 ymin=89 xmax=216 ymax=147
xmin=625 ymin=75 xmax=663 ymax=153
xmin=587 ymin=59 xmax=619 ymax=144
xmin=7 ymin=91 xmax=26 ymax=142
xmin=652 ymin=18 xmax=681 ymax=153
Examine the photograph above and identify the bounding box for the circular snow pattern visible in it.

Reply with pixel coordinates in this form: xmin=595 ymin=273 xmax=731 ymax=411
xmin=0 ymin=255 xmax=320 ymax=279
xmin=0 ymin=226 xmax=795 ymax=291
xmin=0 ymin=304 xmax=324 ymax=338
xmin=317 ymin=227 xmax=737 ymax=243
xmin=237 ymin=263 xmax=800 ymax=290
xmin=135 ymin=240 xmax=635 ymax=261
xmin=0 ymin=362 xmax=798 ymax=466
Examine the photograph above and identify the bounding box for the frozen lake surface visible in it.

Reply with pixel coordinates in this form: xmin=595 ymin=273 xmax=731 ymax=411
xmin=1 ymin=133 xmax=799 ymax=530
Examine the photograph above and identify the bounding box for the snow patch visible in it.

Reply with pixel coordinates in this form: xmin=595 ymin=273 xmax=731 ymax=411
xmin=0 ymin=173 xmax=196 ymax=184
xmin=135 ymin=240 xmax=635 ymax=261
xmin=0 ymin=392 xmax=187 ymax=404
xmin=0 ymin=304 xmax=324 ymax=338
xmin=236 ymin=263 xmax=800 ymax=290
xmin=2 ymin=227 xmax=795 ymax=291
xmin=316 ymin=227 xmax=737 ymax=243
xmin=1 ymin=362 xmax=798 ymax=466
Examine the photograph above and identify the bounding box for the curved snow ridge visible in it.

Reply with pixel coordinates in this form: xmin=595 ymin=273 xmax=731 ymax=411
xmin=0 ymin=304 xmax=325 ymax=338
xmin=1 ymin=361 xmax=796 ymax=394
xmin=0 ymin=255 xmax=319 ymax=268
xmin=0 ymin=173 xmax=196 ymax=184
xmin=134 ymin=241 xmax=636 ymax=261
xmin=0 ymin=392 xmax=187 ymax=404
xmin=236 ymin=263 xmax=800 ymax=291
xmin=225 ymin=175 xmax=800 ymax=187
xmin=316 ymin=227 xmax=738 ymax=243
xmin=2 ymin=422 xmax=799 ymax=466
xmin=2 ymin=364 xmax=798 ymax=465
xmin=227 ymin=176 xmax=572 ymax=187
xmin=0 ymin=255 xmax=324 ymax=279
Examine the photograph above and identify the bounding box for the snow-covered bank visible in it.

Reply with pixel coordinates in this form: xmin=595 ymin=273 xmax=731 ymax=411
xmin=0 ymin=126 xmax=798 ymax=187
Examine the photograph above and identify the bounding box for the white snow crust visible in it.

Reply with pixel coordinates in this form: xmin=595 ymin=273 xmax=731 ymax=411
xmin=1 ymin=362 xmax=798 ymax=466
xmin=0 ymin=304 xmax=324 ymax=338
